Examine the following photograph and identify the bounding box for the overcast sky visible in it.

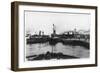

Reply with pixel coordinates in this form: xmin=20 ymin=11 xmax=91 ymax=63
xmin=25 ymin=11 xmax=90 ymax=35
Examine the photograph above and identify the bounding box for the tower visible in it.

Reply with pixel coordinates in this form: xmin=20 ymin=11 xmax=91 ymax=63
xmin=74 ymin=28 xmax=77 ymax=35
xmin=53 ymin=24 xmax=56 ymax=35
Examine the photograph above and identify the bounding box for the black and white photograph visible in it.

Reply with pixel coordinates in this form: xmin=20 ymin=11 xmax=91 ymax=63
xmin=11 ymin=1 xmax=97 ymax=71
xmin=25 ymin=10 xmax=90 ymax=61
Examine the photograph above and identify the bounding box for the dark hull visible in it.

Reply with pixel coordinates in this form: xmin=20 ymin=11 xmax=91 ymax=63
xmin=27 ymin=37 xmax=89 ymax=49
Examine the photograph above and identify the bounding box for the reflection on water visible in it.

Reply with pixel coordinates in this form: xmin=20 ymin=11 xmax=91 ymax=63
xmin=26 ymin=42 xmax=89 ymax=59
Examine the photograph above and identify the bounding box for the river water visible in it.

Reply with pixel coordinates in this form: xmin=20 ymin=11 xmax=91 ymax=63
xmin=26 ymin=42 xmax=89 ymax=59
